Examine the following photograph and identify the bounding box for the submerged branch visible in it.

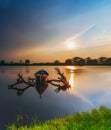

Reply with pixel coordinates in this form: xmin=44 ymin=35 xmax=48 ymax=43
xmin=17 ymin=73 xmax=34 ymax=86
xmin=8 ymin=73 xmax=34 ymax=96
xmin=8 ymin=67 xmax=71 ymax=96
xmin=47 ymin=67 xmax=71 ymax=92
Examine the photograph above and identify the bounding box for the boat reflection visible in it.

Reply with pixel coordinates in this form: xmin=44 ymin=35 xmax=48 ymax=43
xmin=8 ymin=67 xmax=74 ymax=98
xmin=35 ymin=82 xmax=49 ymax=99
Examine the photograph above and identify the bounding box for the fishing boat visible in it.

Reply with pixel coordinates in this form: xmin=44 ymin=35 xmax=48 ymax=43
xmin=34 ymin=69 xmax=49 ymax=98
xmin=35 ymin=69 xmax=49 ymax=84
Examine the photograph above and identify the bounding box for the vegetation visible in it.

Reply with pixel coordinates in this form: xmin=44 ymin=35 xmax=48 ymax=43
xmin=65 ymin=56 xmax=111 ymax=65
xmin=7 ymin=106 xmax=111 ymax=130
xmin=1 ymin=56 xmax=111 ymax=66
xmin=25 ymin=59 xmax=30 ymax=65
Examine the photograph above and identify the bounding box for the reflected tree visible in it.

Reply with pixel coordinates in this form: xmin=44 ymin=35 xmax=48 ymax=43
xmin=8 ymin=68 xmax=71 ymax=98
xmin=25 ymin=59 xmax=30 ymax=65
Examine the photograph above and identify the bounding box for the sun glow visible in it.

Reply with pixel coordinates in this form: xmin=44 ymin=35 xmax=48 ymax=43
xmin=69 ymin=73 xmax=75 ymax=87
xmin=66 ymin=66 xmax=79 ymax=72
xmin=67 ymin=41 xmax=75 ymax=49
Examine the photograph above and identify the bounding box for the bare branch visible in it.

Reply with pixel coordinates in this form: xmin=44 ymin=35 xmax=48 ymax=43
xmin=17 ymin=73 xmax=34 ymax=86
xmin=47 ymin=67 xmax=71 ymax=92
xmin=8 ymin=68 xmax=71 ymax=96
xmin=8 ymin=73 xmax=34 ymax=96
xmin=55 ymin=67 xmax=71 ymax=88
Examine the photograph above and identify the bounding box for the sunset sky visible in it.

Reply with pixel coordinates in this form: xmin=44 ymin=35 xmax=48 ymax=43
xmin=1 ymin=0 xmax=111 ymax=62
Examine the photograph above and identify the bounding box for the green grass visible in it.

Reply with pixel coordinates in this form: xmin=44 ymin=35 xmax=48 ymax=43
xmin=7 ymin=106 xmax=111 ymax=130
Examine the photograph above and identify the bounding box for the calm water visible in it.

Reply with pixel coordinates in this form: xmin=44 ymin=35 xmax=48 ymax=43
xmin=0 ymin=66 xmax=111 ymax=129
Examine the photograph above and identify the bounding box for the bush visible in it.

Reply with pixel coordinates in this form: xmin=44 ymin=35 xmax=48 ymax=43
xmin=7 ymin=106 xmax=111 ymax=130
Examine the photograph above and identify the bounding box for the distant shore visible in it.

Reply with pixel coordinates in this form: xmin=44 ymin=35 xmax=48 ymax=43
xmin=0 ymin=64 xmax=111 ymax=66
xmin=1 ymin=56 xmax=111 ymax=66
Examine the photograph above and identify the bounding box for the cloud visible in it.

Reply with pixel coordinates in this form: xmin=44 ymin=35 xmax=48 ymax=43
xmin=66 ymin=24 xmax=96 ymax=42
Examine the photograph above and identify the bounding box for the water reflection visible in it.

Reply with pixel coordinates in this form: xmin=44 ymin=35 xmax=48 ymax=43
xmin=66 ymin=66 xmax=77 ymax=72
xmin=65 ymin=66 xmax=79 ymax=94
xmin=2 ymin=66 xmax=111 ymax=130
xmin=65 ymin=66 xmax=81 ymax=73
xmin=25 ymin=66 xmax=30 ymax=74
xmin=0 ymin=67 xmax=6 ymax=74
xmin=35 ymin=83 xmax=49 ymax=99
xmin=65 ymin=66 xmax=77 ymax=88
xmin=8 ymin=67 xmax=70 ymax=98
xmin=69 ymin=72 xmax=75 ymax=87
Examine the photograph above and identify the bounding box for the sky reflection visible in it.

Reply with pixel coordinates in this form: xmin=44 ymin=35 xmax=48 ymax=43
xmin=1 ymin=66 xmax=111 ymax=129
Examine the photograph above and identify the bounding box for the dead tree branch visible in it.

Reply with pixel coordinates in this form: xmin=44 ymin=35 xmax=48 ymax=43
xmin=8 ymin=67 xmax=71 ymax=96
xmin=47 ymin=67 xmax=71 ymax=92
xmin=8 ymin=73 xmax=34 ymax=96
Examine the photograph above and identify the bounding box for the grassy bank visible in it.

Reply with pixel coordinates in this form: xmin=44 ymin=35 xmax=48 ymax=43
xmin=7 ymin=106 xmax=111 ymax=130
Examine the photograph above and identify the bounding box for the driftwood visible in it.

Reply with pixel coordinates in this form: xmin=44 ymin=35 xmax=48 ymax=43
xmin=8 ymin=73 xmax=35 ymax=96
xmin=8 ymin=67 xmax=71 ymax=96
xmin=47 ymin=67 xmax=71 ymax=92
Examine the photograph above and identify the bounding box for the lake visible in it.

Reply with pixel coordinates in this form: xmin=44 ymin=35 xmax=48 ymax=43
xmin=0 ymin=66 xmax=111 ymax=129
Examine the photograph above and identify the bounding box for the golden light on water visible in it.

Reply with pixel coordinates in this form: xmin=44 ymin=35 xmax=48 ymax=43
xmin=66 ymin=66 xmax=79 ymax=73
xmin=68 ymin=72 xmax=75 ymax=95
xmin=66 ymin=66 xmax=77 ymax=71
xmin=65 ymin=66 xmax=79 ymax=94
xmin=69 ymin=72 xmax=75 ymax=87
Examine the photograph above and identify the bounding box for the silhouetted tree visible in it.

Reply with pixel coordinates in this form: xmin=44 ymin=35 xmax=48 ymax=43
xmin=65 ymin=59 xmax=72 ymax=65
xmin=91 ymin=59 xmax=98 ymax=65
xmin=72 ymin=57 xmax=84 ymax=65
xmin=20 ymin=60 xmax=22 ymax=64
xmin=10 ymin=61 xmax=14 ymax=64
xmin=0 ymin=60 xmax=5 ymax=65
xmin=85 ymin=57 xmax=92 ymax=65
xmin=106 ymin=58 xmax=111 ymax=64
xmin=54 ymin=60 xmax=60 ymax=65
xmin=25 ymin=59 xmax=30 ymax=65
xmin=65 ymin=56 xmax=111 ymax=65
xmin=97 ymin=57 xmax=107 ymax=64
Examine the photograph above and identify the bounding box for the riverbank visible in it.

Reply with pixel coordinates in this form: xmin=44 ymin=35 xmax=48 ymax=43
xmin=0 ymin=63 xmax=82 ymax=66
xmin=7 ymin=106 xmax=111 ymax=130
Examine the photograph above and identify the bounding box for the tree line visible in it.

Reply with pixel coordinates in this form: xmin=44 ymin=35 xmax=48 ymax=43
xmin=0 ymin=57 xmax=111 ymax=66
xmin=0 ymin=59 xmax=30 ymax=65
xmin=65 ymin=57 xmax=111 ymax=65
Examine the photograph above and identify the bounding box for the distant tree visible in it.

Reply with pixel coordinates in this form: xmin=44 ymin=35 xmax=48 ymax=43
xmin=20 ymin=60 xmax=22 ymax=64
xmin=106 ymin=58 xmax=111 ymax=64
xmin=91 ymin=59 xmax=98 ymax=65
xmin=72 ymin=57 xmax=84 ymax=65
xmin=65 ymin=59 xmax=72 ymax=65
xmin=85 ymin=57 xmax=92 ymax=65
xmin=97 ymin=57 xmax=107 ymax=64
xmin=54 ymin=60 xmax=60 ymax=65
xmin=0 ymin=60 xmax=5 ymax=65
xmin=10 ymin=61 xmax=14 ymax=64
xmin=25 ymin=59 xmax=30 ymax=65
xmin=65 ymin=56 xmax=111 ymax=65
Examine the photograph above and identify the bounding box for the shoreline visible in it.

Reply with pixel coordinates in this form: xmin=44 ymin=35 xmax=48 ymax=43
xmin=7 ymin=106 xmax=111 ymax=130
xmin=0 ymin=64 xmax=111 ymax=66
